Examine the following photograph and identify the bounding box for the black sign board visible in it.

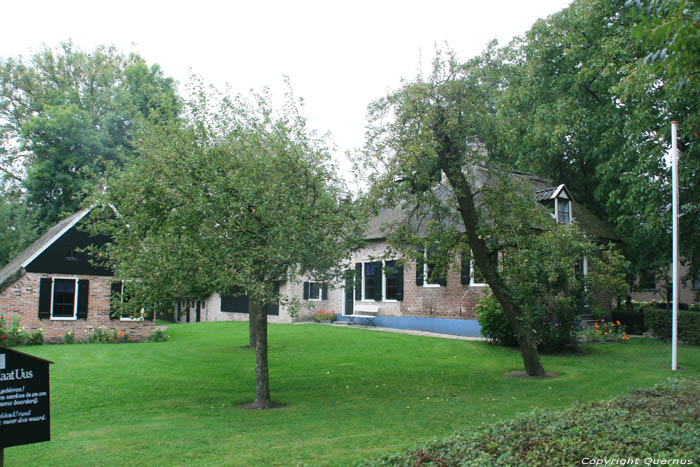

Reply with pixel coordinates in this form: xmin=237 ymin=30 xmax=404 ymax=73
xmin=0 ymin=347 xmax=52 ymax=449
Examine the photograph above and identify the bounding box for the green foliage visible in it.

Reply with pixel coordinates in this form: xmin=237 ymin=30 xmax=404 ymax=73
xmin=612 ymin=309 xmax=647 ymax=334
xmin=86 ymin=327 xmax=117 ymax=344
xmin=25 ymin=328 xmax=44 ymax=346
xmin=87 ymin=80 xmax=365 ymax=310
xmin=147 ymin=328 xmax=170 ymax=342
xmin=644 ymin=307 xmax=700 ymax=345
xmin=363 ymin=377 xmax=700 ymax=466
xmin=10 ymin=322 xmax=700 ymax=465
xmin=628 ymin=0 xmax=700 ymax=88
xmin=491 ymin=0 xmax=700 ymax=282
xmin=475 ymin=295 xmax=518 ymax=347
xmin=0 ymin=42 xmax=180 ymax=254
xmin=0 ymin=315 xmax=28 ymax=346
xmin=313 ymin=309 xmax=337 ymax=323
xmin=578 ymin=320 xmax=630 ymax=343
xmin=63 ymin=331 xmax=75 ymax=345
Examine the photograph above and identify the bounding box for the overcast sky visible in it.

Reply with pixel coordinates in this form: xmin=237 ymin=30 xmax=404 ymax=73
xmin=2 ymin=0 xmax=571 ymax=170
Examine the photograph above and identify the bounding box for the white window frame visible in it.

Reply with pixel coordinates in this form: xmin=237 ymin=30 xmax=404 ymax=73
xmin=359 ymin=259 xmax=401 ymax=301
xmin=116 ymin=280 xmax=145 ymax=321
xmin=382 ymin=260 xmax=400 ymax=302
xmin=554 ymin=197 xmax=572 ymax=224
xmin=361 ymin=261 xmax=383 ymax=301
xmin=50 ymin=277 xmax=79 ymax=320
xmin=469 ymin=259 xmax=487 ymax=287
xmin=307 ymin=281 xmax=323 ymax=301
xmin=422 ymin=251 xmax=442 ymax=288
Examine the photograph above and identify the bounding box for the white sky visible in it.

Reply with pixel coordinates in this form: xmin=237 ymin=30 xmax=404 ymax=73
xmin=2 ymin=0 xmax=571 ymax=172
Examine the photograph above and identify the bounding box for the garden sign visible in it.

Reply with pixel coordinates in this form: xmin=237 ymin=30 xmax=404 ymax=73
xmin=0 ymin=347 xmax=52 ymax=465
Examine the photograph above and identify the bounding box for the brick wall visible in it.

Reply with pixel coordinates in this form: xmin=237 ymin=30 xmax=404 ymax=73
xmin=350 ymin=241 xmax=486 ymax=321
xmin=0 ymin=272 xmax=156 ymax=343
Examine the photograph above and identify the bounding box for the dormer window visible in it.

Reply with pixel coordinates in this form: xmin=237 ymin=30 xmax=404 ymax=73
xmin=557 ymin=199 xmax=570 ymax=224
xmin=536 ymin=184 xmax=573 ymax=224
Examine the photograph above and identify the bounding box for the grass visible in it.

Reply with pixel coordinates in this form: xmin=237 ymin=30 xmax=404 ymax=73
xmin=6 ymin=322 xmax=700 ymax=466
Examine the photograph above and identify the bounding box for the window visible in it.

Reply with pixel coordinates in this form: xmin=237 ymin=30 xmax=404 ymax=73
xmin=111 ymin=281 xmax=144 ymax=321
xmin=38 ymin=277 xmax=89 ymax=320
xmin=53 ymin=278 xmax=77 ymax=318
xmin=460 ymin=251 xmax=486 ymax=287
xmin=364 ymin=261 xmax=382 ymax=300
xmin=303 ymin=281 xmax=327 ymax=301
xmin=417 ymin=249 xmax=446 ymax=287
xmin=384 ymin=261 xmax=403 ymax=301
xmin=354 ymin=260 xmax=403 ymax=301
xmin=309 ymin=282 xmax=322 ymax=300
xmin=694 ymin=276 xmax=700 ymax=291
xmin=557 ymin=199 xmax=571 ymax=224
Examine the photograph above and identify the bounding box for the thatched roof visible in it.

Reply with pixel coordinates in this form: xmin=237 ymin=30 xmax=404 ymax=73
xmin=364 ymin=167 xmax=619 ymax=243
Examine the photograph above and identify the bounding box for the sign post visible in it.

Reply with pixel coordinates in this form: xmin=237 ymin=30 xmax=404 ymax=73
xmin=0 ymin=347 xmax=53 ymax=465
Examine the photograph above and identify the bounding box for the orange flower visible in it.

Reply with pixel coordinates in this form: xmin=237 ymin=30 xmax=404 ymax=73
xmin=616 ymin=320 xmax=621 ymax=325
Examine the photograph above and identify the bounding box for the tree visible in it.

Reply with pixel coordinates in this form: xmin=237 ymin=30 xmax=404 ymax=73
xmin=493 ymin=0 xmax=700 ymax=287
xmin=628 ymin=0 xmax=700 ymax=88
xmin=0 ymin=42 xmax=180 ymax=263
xmin=360 ymin=51 xmax=551 ymax=376
xmin=87 ymin=82 xmax=365 ymax=408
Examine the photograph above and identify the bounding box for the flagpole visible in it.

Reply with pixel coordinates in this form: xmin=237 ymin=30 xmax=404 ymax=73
xmin=671 ymin=121 xmax=679 ymax=371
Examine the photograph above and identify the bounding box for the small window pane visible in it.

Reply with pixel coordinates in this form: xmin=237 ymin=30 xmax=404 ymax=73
xmin=365 ymin=262 xmax=381 ymax=300
xmin=385 ymin=261 xmax=398 ymax=300
xmin=309 ymin=282 xmax=321 ymax=300
xmin=557 ymin=199 xmax=570 ymax=224
xmin=53 ymin=279 xmax=76 ymax=317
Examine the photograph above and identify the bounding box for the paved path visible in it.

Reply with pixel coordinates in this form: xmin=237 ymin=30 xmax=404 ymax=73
xmin=315 ymin=322 xmax=487 ymax=341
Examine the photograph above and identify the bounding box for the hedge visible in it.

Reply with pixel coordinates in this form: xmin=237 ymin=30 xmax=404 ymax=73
xmin=363 ymin=378 xmax=700 ymax=466
xmin=644 ymin=307 xmax=700 ymax=345
xmin=611 ymin=310 xmax=647 ymax=334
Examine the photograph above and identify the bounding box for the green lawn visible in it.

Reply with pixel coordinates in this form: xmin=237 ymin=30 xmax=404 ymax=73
xmin=6 ymin=322 xmax=700 ymax=466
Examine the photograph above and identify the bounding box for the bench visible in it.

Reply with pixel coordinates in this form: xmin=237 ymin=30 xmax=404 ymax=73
xmin=347 ymin=305 xmax=379 ymax=327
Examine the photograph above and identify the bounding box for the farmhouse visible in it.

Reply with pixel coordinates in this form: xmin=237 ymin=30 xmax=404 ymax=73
xmin=0 ymin=209 xmax=156 ymax=343
xmin=178 ymin=169 xmax=620 ymax=335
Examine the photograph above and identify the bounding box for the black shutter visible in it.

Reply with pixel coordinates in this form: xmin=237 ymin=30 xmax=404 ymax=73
xmin=38 ymin=278 xmax=52 ymax=319
xmin=322 ymin=283 xmax=328 ymax=300
xmin=77 ymin=279 xmax=89 ymax=320
xmin=110 ymin=281 xmax=122 ymax=320
xmin=303 ymin=282 xmax=310 ymax=300
xmin=461 ymin=253 xmax=471 ymax=285
xmin=395 ymin=264 xmax=404 ymax=301
xmin=415 ymin=248 xmax=424 ymax=286
xmin=355 ymin=263 xmax=362 ymax=300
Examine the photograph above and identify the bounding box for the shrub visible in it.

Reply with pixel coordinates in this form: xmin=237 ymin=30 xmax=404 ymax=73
xmin=644 ymin=308 xmax=700 ymax=345
xmin=25 ymin=328 xmax=44 ymax=346
xmin=147 ymin=328 xmax=170 ymax=342
xmin=0 ymin=315 xmax=28 ymax=347
xmin=63 ymin=331 xmax=75 ymax=344
xmin=475 ymin=295 xmax=518 ymax=347
xmin=116 ymin=331 xmax=131 ymax=343
xmin=362 ymin=378 xmax=700 ymax=466
xmin=87 ymin=327 xmax=116 ymax=344
xmin=313 ymin=309 xmax=336 ymax=323
xmin=611 ymin=310 xmax=646 ymax=334
xmin=476 ymin=294 xmax=578 ymax=352
xmin=578 ymin=320 xmax=629 ymax=344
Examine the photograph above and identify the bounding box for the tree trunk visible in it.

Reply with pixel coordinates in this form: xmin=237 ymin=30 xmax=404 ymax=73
xmin=439 ymin=154 xmax=545 ymax=377
xmin=248 ymin=311 xmax=256 ymax=348
xmin=251 ymin=301 xmax=272 ymax=408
